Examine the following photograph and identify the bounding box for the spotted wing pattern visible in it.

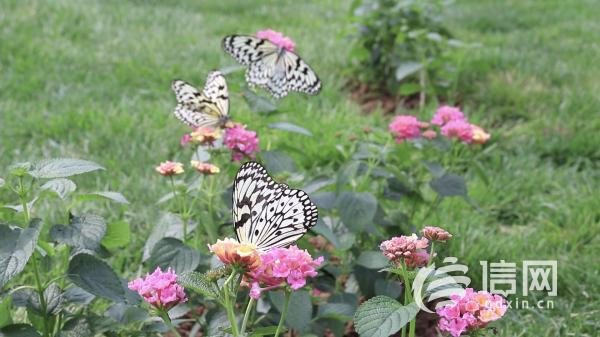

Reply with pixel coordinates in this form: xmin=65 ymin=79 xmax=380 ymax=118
xmin=222 ymin=34 xmax=321 ymax=99
xmin=171 ymin=71 xmax=228 ymax=128
xmin=232 ymin=162 xmax=318 ymax=251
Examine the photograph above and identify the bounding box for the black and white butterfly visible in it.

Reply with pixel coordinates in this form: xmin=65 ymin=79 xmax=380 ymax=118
xmin=233 ymin=162 xmax=318 ymax=251
xmin=222 ymin=35 xmax=321 ymax=99
xmin=171 ymin=71 xmax=232 ymax=128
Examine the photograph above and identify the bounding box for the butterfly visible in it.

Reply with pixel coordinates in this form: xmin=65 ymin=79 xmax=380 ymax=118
xmin=222 ymin=35 xmax=321 ymax=99
xmin=232 ymin=161 xmax=318 ymax=251
xmin=171 ymin=71 xmax=232 ymax=129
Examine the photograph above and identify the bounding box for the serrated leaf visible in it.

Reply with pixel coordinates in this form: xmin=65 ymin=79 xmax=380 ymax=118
xmin=143 ymin=213 xmax=196 ymax=261
xmin=67 ymin=253 xmax=126 ymax=302
xmin=63 ymin=287 xmax=94 ymax=305
xmin=0 ymin=220 xmax=42 ymax=288
xmin=29 ymin=158 xmax=104 ymax=179
xmin=148 ymin=238 xmax=200 ymax=274
xmin=430 ymin=173 xmax=467 ymax=197
xmin=58 ymin=318 xmax=92 ymax=337
xmin=336 ymin=192 xmax=377 ymax=231
xmin=242 ymin=87 xmax=277 ymax=114
xmin=88 ymin=191 xmax=129 ymax=204
xmin=268 ymin=122 xmax=312 ymax=136
xmin=40 ymin=179 xmax=76 ymax=199
xmin=101 ymin=221 xmax=130 ymax=250
xmin=354 ymin=296 xmax=419 ymax=337
xmin=178 ymin=271 xmax=218 ymax=299
xmin=356 ymin=251 xmax=389 ymax=269
xmin=28 ymin=283 xmax=62 ymax=315
xmin=50 ymin=214 xmax=106 ymax=251
xmin=106 ymin=303 xmax=148 ymax=324
xmin=3 ymin=198 xmax=37 ymax=213
xmin=0 ymin=324 xmax=42 ymax=337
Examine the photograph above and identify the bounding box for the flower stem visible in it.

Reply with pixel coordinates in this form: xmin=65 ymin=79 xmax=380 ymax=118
xmin=399 ymin=262 xmax=416 ymax=337
xmin=223 ymin=270 xmax=240 ymax=337
xmin=428 ymin=242 xmax=436 ymax=267
xmin=274 ymin=291 xmax=291 ymax=337
xmin=159 ymin=309 xmax=183 ymax=337
xmin=240 ymin=297 xmax=255 ymax=333
xmin=169 ymin=176 xmax=188 ymax=243
xmin=18 ymin=177 xmax=49 ymax=337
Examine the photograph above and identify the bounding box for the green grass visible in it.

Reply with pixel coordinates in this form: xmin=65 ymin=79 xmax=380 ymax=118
xmin=1 ymin=0 xmax=599 ymax=336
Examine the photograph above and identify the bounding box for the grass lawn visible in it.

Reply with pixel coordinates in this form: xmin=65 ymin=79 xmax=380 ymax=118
xmin=1 ymin=0 xmax=598 ymax=335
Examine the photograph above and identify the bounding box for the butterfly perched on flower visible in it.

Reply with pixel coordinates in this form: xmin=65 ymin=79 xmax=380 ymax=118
xmin=232 ymin=161 xmax=318 ymax=251
xmin=222 ymin=30 xmax=321 ymax=99
xmin=171 ymin=71 xmax=233 ymax=129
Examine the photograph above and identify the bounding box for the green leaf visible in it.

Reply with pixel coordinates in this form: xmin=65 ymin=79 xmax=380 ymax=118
xmin=0 ymin=219 xmax=42 ymax=288
xmin=29 ymin=158 xmax=104 ymax=179
xmin=0 ymin=296 xmax=12 ymax=328
xmin=28 ymin=283 xmax=62 ymax=315
xmin=88 ymin=191 xmax=129 ymax=204
xmin=57 ymin=318 xmax=92 ymax=337
xmin=63 ymin=287 xmax=94 ymax=305
xmin=249 ymin=326 xmax=284 ymax=337
xmin=302 ymin=176 xmax=335 ymax=194
xmin=430 ymin=173 xmax=467 ymax=198
xmin=399 ymin=83 xmax=421 ymax=96
xmin=422 ymin=160 xmax=446 ymax=178
xmin=106 ymin=303 xmax=149 ymax=324
xmin=143 ymin=213 xmax=196 ymax=261
xmin=67 ymin=253 xmax=126 ymax=302
xmin=40 ymin=178 xmax=76 ymax=199
xmin=148 ymin=238 xmax=200 ymax=274
xmin=375 ymin=279 xmax=402 ymax=298
xmin=336 ymin=192 xmax=378 ymax=231
xmin=178 ymin=271 xmax=218 ymax=299
xmin=313 ymin=219 xmax=341 ymax=249
xmin=316 ymin=302 xmax=355 ymax=320
xmin=268 ymin=122 xmax=313 ymax=136
xmin=101 ymin=220 xmax=130 ymax=249
xmin=50 ymin=214 xmax=106 ymax=251
xmin=270 ymin=291 xmax=312 ymax=332
xmin=356 ymin=251 xmax=389 ymax=269
xmin=261 ymin=150 xmax=297 ymax=174
xmin=395 ymin=62 xmax=423 ymax=81
xmin=310 ymin=192 xmax=337 ymax=210
xmin=0 ymin=324 xmax=42 ymax=337
xmin=353 ymin=296 xmax=419 ymax=337
xmin=242 ymin=87 xmax=277 ymax=114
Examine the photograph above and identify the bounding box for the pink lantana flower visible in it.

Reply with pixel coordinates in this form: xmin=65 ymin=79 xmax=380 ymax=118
xmin=256 ymin=29 xmax=295 ymax=52
xmin=470 ymin=124 xmax=491 ymax=144
xmin=155 ymin=161 xmax=184 ymax=176
xmin=128 ymin=267 xmax=187 ymax=310
xmin=180 ymin=133 xmax=192 ymax=146
xmin=191 ymin=161 xmax=220 ymax=175
xmin=441 ymin=120 xmax=474 ymax=143
xmin=437 ymin=288 xmax=507 ymax=337
xmin=246 ymin=245 xmax=324 ymax=299
xmin=431 ymin=106 xmax=466 ymax=126
xmin=389 ymin=115 xmax=422 ymax=143
xmin=223 ymin=124 xmax=260 ymax=161
xmin=380 ymin=234 xmax=429 ymax=268
xmin=422 ymin=226 xmax=452 ymax=242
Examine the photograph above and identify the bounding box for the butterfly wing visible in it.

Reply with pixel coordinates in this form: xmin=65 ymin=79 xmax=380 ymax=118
xmin=223 ymin=34 xmax=321 ymax=99
xmin=202 ymin=71 xmax=229 ymax=117
xmin=232 ymin=162 xmax=318 ymax=251
xmin=171 ymin=74 xmax=227 ymax=128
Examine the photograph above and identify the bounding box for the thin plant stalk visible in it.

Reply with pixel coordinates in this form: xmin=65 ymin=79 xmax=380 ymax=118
xmin=169 ymin=176 xmax=188 ymax=243
xmin=274 ymin=290 xmax=291 ymax=337
xmin=159 ymin=309 xmax=183 ymax=337
xmin=240 ymin=297 xmax=256 ymax=333
xmin=222 ymin=270 xmax=240 ymax=337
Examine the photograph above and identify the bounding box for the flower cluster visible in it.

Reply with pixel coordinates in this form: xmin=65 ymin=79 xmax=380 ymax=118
xmin=191 ymin=160 xmax=220 ymax=175
xmin=388 ymin=106 xmax=490 ymax=145
xmin=247 ymin=246 xmax=324 ymax=299
xmin=256 ymin=29 xmax=295 ymax=52
xmin=155 ymin=161 xmax=184 ymax=176
xmin=380 ymin=234 xmax=430 ymax=268
xmin=437 ymin=288 xmax=507 ymax=337
xmin=422 ymin=226 xmax=452 ymax=242
xmin=128 ymin=267 xmax=187 ymax=310
xmin=209 ymin=238 xmax=261 ymax=271
xmin=223 ymin=124 xmax=260 ymax=161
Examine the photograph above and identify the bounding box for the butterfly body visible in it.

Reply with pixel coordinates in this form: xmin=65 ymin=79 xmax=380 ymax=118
xmin=223 ymin=34 xmax=321 ymax=99
xmin=171 ymin=71 xmax=231 ymax=129
xmin=232 ymin=162 xmax=318 ymax=251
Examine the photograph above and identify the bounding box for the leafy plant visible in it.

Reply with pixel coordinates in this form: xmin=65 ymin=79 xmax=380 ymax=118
xmin=349 ymin=0 xmax=466 ymax=106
